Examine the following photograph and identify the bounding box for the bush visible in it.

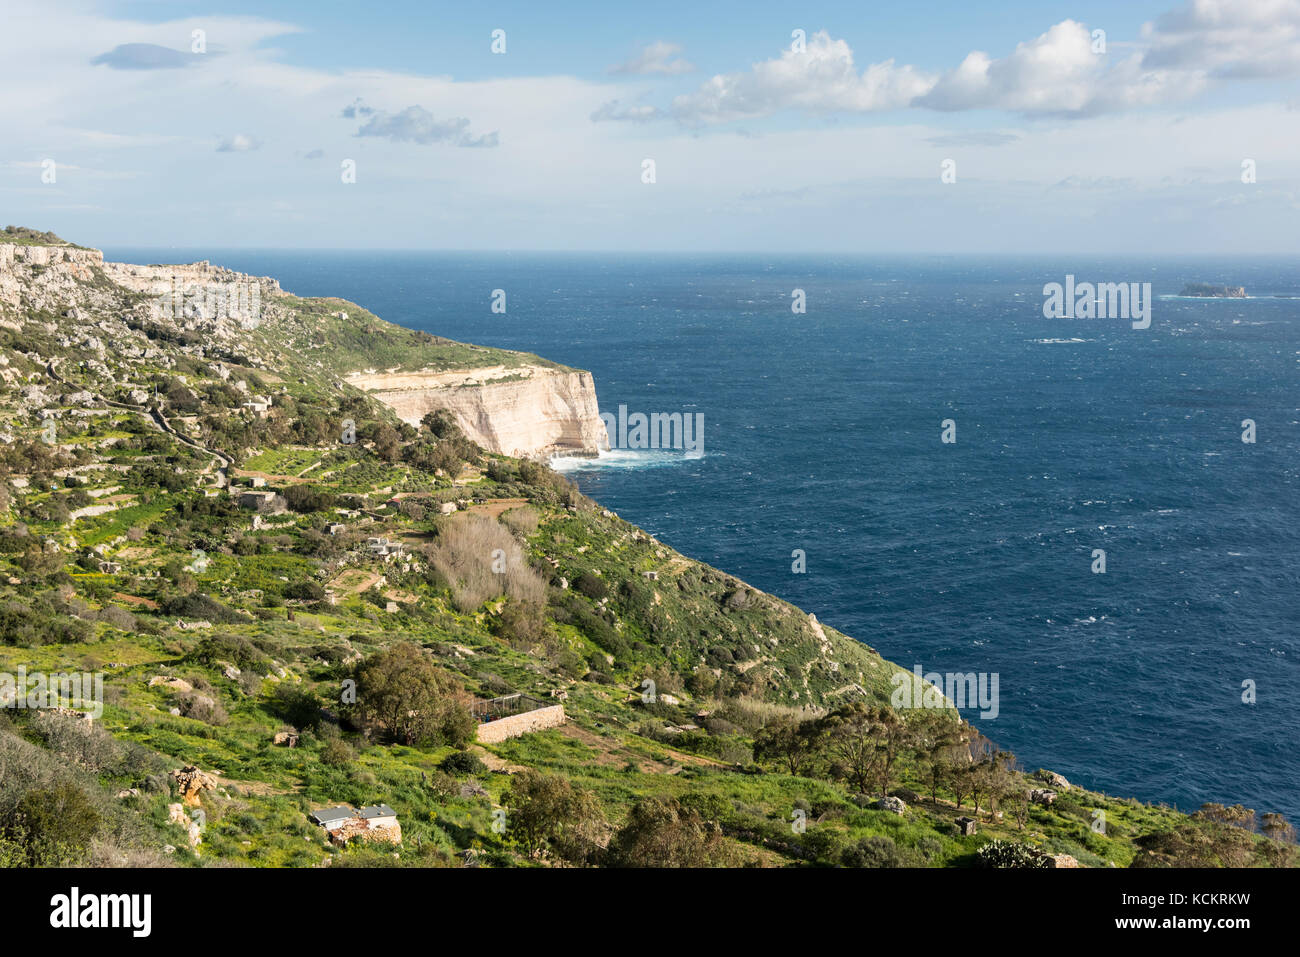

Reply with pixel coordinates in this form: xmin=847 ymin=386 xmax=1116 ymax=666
xmin=163 ymin=593 xmax=245 ymax=624
xmin=423 ymin=514 xmax=546 ymax=611
xmin=841 ymin=835 xmax=907 ymax=868
xmin=975 ymin=839 xmax=1051 ymax=869
xmin=272 ymin=685 xmax=322 ymax=730
xmin=0 ymin=782 xmax=100 ymax=866
xmin=573 ymin=572 xmax=607 ymax=601
xmin=321 ymin=735 xmax=356 ymax=768
xmin=439 ymin=750 xmax=487 ymax=776
xmin=284 ymin=581 xmax=326 ymax=602
xmin=190 ymin=632 xmax=268 ymax=673
xmin=283 ymin=484 xmax=336 ymax=513
xmin=605 ymin=796 xmax=732 ymax=867
xmin=176 ymin=691 xmax=229 ymax=725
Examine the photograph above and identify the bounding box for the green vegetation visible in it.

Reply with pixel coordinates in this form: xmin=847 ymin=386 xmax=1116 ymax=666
xmin=0 ymin=233 xmax=1292 ymax=870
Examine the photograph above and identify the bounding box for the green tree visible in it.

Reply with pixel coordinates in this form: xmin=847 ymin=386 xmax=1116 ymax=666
xmin=352 ymin=643 xmax=473 ymax=746
xmin=506 ymin=770 xmax=605 ymax=864
xmin=606 ymin=796 xmax=732 ymax=868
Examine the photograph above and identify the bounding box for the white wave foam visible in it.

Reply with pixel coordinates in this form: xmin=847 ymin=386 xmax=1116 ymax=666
xmin=550 ymin=448 xmax=695 ymax=472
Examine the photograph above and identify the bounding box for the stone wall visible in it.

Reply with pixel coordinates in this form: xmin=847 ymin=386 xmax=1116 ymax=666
xmin=475 ymin=704 xmax=566 ymax=744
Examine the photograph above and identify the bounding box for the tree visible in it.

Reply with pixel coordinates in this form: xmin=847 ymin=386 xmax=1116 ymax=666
xmin=818 ymin=702 xmax=911 ymax=797
xmin=910 ymin=710 xmax=966 ymax=806
xmin=754 ymin=715 xmax=820 ymax=777
xmin=606 ymin=797 xmax=731 ymax=867
xmin=352 ymin=643 xmax=473 ymax=746
xmin=506 ymin=770 xmax=606 ymax=864
xmin=420 ymin=409 xmax=460 ymax=438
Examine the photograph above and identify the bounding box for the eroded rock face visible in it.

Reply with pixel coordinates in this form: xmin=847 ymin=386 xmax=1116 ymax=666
xmin=170 ymin=765 xmax=217 ymax=806
xmin=350 ymin=365 xmax=608 ymax=460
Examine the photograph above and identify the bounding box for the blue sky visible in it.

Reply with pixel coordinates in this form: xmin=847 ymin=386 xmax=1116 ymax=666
xmin=4 ymin=0 xmax=1300 ymax=252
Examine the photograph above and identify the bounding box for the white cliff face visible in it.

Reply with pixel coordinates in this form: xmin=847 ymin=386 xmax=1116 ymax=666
xmin=348 ymin=365 xmax=609 ymax=460
xmin=0 ymin=244 xmax=105 ymax=315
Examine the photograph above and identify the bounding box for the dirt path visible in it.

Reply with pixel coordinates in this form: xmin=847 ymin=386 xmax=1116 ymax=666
xmin=558 ymin=722 xmax=727 ymax=774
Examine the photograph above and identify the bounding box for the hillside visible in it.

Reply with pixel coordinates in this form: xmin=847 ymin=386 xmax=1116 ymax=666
xmin=0 ymin=233 xmax=1292 ymax=870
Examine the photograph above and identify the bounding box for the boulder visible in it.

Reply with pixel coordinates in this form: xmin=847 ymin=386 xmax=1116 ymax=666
xmin=168 ymin=802 xmax=202 ymax=848
xmin=149 ymin=676 xmax=193 ymax=693
xmin=1037 ymin=769 xmax=1071 ymax=790
xmin=1029 ymin=788 xmax=1058 ymax=806
xmin=875 ymin=796 xmax=907 ymax=815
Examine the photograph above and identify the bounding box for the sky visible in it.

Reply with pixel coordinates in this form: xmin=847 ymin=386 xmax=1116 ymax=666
xmin=3 ymin=0 xmax=1300 ymax=253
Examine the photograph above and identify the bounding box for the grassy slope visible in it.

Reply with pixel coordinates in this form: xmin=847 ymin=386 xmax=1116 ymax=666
xmin=0 ymin=239 xmax=1288 ymax=870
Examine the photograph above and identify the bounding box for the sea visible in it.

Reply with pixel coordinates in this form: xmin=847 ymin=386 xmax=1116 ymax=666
xmin=108 ymin=248 xmax=1300 ymax=821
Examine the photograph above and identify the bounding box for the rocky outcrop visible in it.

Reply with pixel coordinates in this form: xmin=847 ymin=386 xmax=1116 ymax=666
xmin=1179 ymin=282 xmax=1246 ymax=298
xmin=349 ymin=365 xmax=608 ymax=460
xmin=168 ymin=802 xmax=203 ymax=848
xmin=170 ymin=765 xmax=217 ymax=806
xmin=0 ymin=244 xmax=103 ymax=268
xmin=0 ymin=244 xmax=105 ymax=316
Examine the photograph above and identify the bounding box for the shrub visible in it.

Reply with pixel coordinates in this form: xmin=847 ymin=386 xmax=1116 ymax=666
xmin=423 ymin=514 xmax=546 ymax=611
xmin=605 ymin=796 xmax=732 ymax=867
xmin=321 ymin=735 xmax=356 ymax=768
xmin=439 ymin=750 xmax=487 ymax=776
xmin=176 ymin=691 xmax=229 ymax=726
xmin=975 ymin=839 xmax=1051 ymax=869
xmin=842 ymin=835 xmax=907 ymax=868
xmin=573 ymin=572 xmax=607 ymax=601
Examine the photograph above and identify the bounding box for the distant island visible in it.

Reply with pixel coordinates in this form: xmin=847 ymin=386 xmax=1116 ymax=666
xmin=1179 ymin=282 xmax=1246 ymax=298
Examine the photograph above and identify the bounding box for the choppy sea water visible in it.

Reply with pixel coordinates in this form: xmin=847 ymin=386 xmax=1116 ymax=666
xmin=110 ymin=248 xmax=1300 ymax=819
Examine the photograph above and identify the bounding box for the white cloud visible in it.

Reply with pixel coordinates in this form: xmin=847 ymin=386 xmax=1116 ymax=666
xmin=918 ymin=20 xmax=1197 ymax=116
xmin=671 ymin=5 xmax=1300 ymax=123
xmin=609 ymin=41 xmax=694 ymax=76
xmin=1141 ymin=0 xmax=1300 ymax=77
xmin=216 ymin=133 xmax=261 ymax=152
xmin=672 ymin=32 xmax=932 ymax=125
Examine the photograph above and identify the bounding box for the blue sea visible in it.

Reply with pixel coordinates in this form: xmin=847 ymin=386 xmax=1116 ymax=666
xmin=111 ymin=248 xmax=1300 ymax=820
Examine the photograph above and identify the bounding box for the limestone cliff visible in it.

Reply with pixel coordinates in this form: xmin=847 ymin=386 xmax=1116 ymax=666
xmin=0 ymin=237 xmax=608 ymax=461
xmin=348 ymin=365 xmax=608 ymax=460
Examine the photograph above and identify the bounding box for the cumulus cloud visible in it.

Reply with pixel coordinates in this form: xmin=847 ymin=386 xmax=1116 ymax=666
xmin=669 ymin=6 xmax=1300 ymax=124
xmin=672 ymin=31 xmax=933 ymax=125
xmin=355 ymin=106 xmax=499 ymax=147
xmin=590 ymin=99 xmax=662 ymax=122
xmin=917 ymin=20 xmax=1194 ymax=116
xmin=1141 ymin=0 xmax=1300 ymax=78
xmin=216 ymin=133 xmax=261 ymax=152
xmin=609 ymin=41 xmax=694 ymax=76
xmin=91 ymin=43 xmax=201 ymax=70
